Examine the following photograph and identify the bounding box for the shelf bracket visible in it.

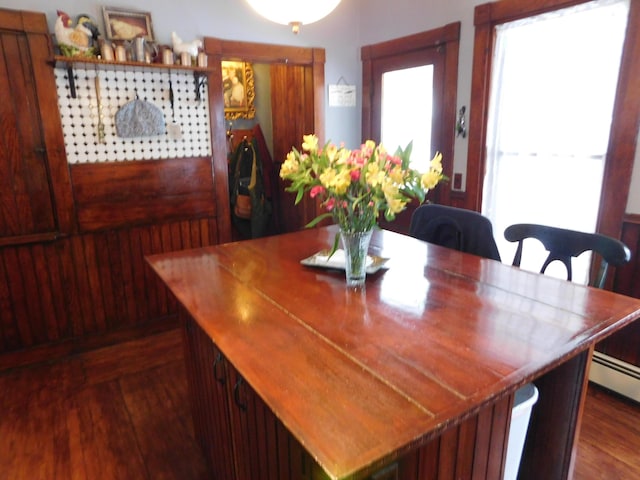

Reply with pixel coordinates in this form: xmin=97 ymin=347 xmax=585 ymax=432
xmin=194 ymin=72 xmax=208 ymax=101
xmin=66 ymin=65 xmax=77 ymax=99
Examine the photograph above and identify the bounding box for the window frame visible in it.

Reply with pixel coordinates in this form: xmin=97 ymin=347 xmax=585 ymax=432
xmin=466 ymin=0 xmax=640 ymax=242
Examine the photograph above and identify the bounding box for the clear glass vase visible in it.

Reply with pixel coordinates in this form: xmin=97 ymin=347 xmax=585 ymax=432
xmin=340 ymin=228 xmax=373 ymax=288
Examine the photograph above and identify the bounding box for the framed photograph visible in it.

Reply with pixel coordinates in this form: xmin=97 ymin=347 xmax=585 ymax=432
xmin=102 ymin=6 xmax=155 ymax=42
xmin=223 ymin=61 xmax=256 ymax=120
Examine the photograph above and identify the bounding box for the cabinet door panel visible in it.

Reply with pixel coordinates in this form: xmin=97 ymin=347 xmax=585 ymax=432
xmin=228 ymin=362 xmax=315 ymax=480
xmin=0 ymin=31 xmax=56 ymax=238
xmin=228 ymin=369 xmax=266 ymax=479
xmin=184 ymin=311 xmax=324 ymax=480
xmin=182 ymin=313 xmax=236 ymax=479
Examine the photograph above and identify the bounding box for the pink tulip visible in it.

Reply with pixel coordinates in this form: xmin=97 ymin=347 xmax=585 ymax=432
xmin=310 ymin=185 xmax=325 ymax=198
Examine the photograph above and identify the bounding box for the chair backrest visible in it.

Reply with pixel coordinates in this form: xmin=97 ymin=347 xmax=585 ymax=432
xmin=504 ymin=223 xmax=631 ymax=288
xmin=409 ymin=204 xmax=502 ymax=261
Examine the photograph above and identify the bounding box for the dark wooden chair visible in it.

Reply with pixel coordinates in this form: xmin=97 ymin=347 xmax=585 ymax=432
xmin=503 ymin=223 xmax=631 ymax=288
xmin=409 ymin=204 xmax=502 ymax=261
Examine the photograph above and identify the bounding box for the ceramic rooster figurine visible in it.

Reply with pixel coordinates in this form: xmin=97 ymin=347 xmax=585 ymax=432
xmin=55 ymin=10 xmax=96 ymax=57
xmin=171 ymin=32 xmax=203 ymax=58
xmin=76 ymin=14 xmax=101 ymax=44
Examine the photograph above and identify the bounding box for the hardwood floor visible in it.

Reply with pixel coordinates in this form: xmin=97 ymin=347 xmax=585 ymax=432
xmin=574 ymin=383 xmax=640 ymax=479
xmin=0 ymin=329 xmax=209 ymax=480
xmin=0 ymin=328 xmax=638 ymax=479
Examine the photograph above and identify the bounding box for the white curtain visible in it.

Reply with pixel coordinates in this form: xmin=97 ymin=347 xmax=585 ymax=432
xmin=482 ymin=0 xmax=630 ymax=283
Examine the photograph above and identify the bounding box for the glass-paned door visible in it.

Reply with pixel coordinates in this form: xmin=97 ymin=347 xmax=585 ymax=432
xmin=367 ymin=47 xmax=447 ymax=232
xmin=381 ymin=65 xmax=434 ymax=172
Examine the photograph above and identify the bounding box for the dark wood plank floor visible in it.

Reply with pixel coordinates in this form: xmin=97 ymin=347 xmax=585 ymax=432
xmin=0 ymin=329 xmax=210 ymax=480
xmin=0 ymin=328 xmax=638 ymax=479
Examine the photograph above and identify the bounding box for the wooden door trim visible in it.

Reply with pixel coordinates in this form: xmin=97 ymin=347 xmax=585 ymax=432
xmin=203 ymin=37 xmax=326 ymax=238
xmin=361 ymin=22 xmax=460 ymax=207
xmin=598 ymin=0 xmax=640 ymax=239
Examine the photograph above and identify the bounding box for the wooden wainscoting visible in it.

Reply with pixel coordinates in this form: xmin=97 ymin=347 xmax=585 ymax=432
xmin=614 ymin=214 xmax=640 ymax=299
xmin=0 ymin=218 xmax=219 ymax=369
xmin=597 ymin=214 xmax=640 ymax=366
xmin=0 ymin=156 xmax=225 ymax=369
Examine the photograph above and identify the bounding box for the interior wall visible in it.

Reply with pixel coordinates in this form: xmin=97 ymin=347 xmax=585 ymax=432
xmin=227 ymin=63 xmax=273 ymax=157
xmin=4 ymin=0 xmax=639 ymax=211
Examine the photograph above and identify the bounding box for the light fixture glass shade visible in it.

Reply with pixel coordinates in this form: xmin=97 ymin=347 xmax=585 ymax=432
xmin=246 ymin=0 xmax=341 ymax=32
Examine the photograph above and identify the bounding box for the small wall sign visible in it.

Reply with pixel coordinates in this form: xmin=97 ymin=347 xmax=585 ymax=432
xmin=328 ymin=84 xmax=356 ymax=107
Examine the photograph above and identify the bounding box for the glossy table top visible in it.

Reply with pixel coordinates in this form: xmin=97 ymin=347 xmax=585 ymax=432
xmin=146 ymin=226 xmax=640 ymax=479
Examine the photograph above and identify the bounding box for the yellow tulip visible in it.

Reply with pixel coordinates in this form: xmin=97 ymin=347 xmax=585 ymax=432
xmin=366 ymin=162 xmax=384 ymax=187
xmin=302 ymin=134 xmax=319 ymax=152
xmin=279 ymin=151 xmax=300 ymax=178
xmin=319 ymin=168 xmax=337 ymax=189
xmin=421 ymin=170 xmax=442 ymax=190
xmin=333 ymin=169 xmax=352 ymax=194
xmin=389 ymin=165 xmax=404 ymax=184
xmin=325 ymin=144 xmax=339 ymax=164
xmin=430 ymin=152 xmax=443 ymax=173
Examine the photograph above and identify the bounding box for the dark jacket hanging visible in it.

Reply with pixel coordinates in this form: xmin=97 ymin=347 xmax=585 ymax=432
xmin=229 ymin=137 xmax=271 ymax=239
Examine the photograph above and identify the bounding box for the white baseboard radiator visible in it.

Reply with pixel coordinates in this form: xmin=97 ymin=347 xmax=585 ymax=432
xmin=590 ymin=351 xmax=640 ymax=403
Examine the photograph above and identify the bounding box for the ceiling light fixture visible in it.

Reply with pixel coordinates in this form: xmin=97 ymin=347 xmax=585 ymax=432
xmin=245 ymin=0 xmax=342 ymax=34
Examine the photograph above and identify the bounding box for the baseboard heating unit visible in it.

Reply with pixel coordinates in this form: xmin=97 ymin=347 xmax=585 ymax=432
xmin=590 ymin=351 xmax=640 ymax=403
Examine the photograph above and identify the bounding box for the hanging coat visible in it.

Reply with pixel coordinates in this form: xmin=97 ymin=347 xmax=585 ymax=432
xmin=229 ymin=137 xmax=271 ymax=239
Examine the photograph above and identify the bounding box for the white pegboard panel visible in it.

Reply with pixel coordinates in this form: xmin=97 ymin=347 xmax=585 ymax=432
xmin=54 ymin=66 xmax=211 ymax=163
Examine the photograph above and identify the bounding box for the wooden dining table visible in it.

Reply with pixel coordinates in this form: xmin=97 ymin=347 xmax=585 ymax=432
xmin=146 ymin=225 xmax=640 ymax=480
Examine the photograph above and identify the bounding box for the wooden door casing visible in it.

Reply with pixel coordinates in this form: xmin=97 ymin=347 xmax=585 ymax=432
xmin=361 ymin=22 xmax=461 ymax=234
xmin=203 ymin=38 xmax=326 ymax=234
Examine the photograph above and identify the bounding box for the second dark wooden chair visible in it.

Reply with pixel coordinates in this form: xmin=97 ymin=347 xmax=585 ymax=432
xmin=409 ymin=204 xmax=502 ymax=261
xmin=503 ymin=223 xmax=631 ymax=288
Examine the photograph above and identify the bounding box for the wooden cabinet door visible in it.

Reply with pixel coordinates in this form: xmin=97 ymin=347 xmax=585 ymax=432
xmin=184 ymin=312 xmax=316 ymax=479
xmin=0 ymin=28 xmax=56 ymax=238
xmin=0 ymin=9 xmax=74 ymax=244
xmin=227 ymin=365 xmax=310 ymax=480
xmin=182 ymin=314 xmax=236 ymax=479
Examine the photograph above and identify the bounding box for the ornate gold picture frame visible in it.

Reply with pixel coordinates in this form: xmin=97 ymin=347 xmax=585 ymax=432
xmin=222 ymin=61 xmax=256 ymax=120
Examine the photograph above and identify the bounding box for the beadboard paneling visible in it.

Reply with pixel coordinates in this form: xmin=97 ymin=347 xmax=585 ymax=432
xmin=598 ymin=215 xmax=640 ymax=366
xmin=0 ymin=219 xmax=218 ymax=356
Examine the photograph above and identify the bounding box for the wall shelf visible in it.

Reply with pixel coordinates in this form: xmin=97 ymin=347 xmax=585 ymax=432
xmin=52 ymin=55 xmax=212 ymax=73
xmin=52 ymin=55 xmax=212 ymax=99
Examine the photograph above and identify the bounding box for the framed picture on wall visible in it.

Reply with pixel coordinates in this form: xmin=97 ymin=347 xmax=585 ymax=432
xmin=102 ymin=6 xmax=155 ymax=42
xmin=223 ymin=61 xmax=256 ymax=120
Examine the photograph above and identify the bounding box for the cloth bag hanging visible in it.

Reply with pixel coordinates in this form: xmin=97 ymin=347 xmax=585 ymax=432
xmin=115 ymin=97 xmax=165 ymax=138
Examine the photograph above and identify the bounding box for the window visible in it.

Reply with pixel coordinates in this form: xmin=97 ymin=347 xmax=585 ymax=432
xmin=381 ymin=65 xmax=434 ymax=171
xmin=468 ymin=0 xmax=639 ymax=285
xmin=481 ymin=0 xmax=629 ymax=281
